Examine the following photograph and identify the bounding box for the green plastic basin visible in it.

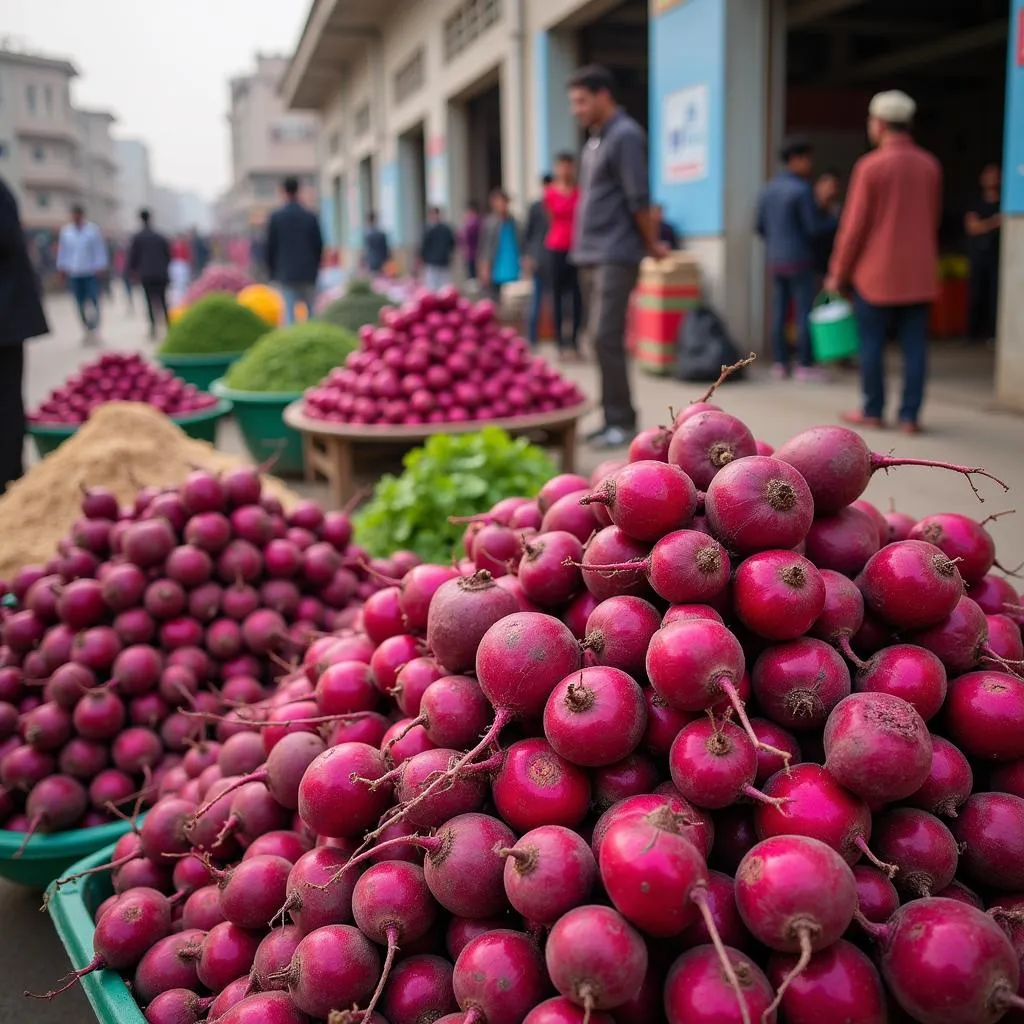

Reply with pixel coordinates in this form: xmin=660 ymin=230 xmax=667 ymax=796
xmin=211 ymin=379 xmax=304 ymax=476
xmin=157 ymin=352 xmax=242 ymax=391
xmin=46 ymin=843 xmax=146 ymax=1023
xmin=27 ymin=398 xmax=233 ymax=457
xmin=0 ymin=819 xmax=136 ymax=889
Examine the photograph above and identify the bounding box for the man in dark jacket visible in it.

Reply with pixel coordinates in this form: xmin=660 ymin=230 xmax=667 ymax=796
xmin=267 ymin=177 xmax=323 ymax=324
xmin=128 ymin=209 xmax=171 ymax=339
xmin=362 ymin=212 xmax=390 ymax=276
xmin=756 ymin=137 xmax=826 ymax=380
xmin=419 ymin=207 xmax=456 ymax=291
xmin=0 ymin=177 xmax=49 ymax=493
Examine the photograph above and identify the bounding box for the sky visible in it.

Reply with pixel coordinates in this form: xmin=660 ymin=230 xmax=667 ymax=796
xmin=4 ymin=0 xmax=309 ymax=199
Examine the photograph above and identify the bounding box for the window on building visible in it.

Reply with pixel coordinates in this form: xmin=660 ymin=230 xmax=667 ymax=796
xmin=443 ymin=0 xmax=502 ymax=62
xmin=36 ymin=192 xmax=50 ymax=208
xmin=26 ymin=84 xmax=36 ymax=114
xmin=33 ymin=145 xmax=45 ymax=163
xmin=44 ymin=85 xmax=53 ymax=115
xmin=354 ymin=103 xmax=371 ymax=139
xmin=394 ymin=48 xmax=425 ymax=105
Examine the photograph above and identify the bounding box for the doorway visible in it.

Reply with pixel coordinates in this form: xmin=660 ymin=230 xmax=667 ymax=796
xmin=466 ymin=82 xmax=503 ymax=203
xmin=398 ymin=124 xmax=428 ymax=248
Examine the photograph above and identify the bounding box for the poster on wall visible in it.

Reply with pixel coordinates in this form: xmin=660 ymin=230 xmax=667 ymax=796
xmin=663 ymin=84 xmax=709 ymax=184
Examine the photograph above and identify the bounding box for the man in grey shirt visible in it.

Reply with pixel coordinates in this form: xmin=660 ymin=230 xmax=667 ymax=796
xmin=569 ymin=65 xmax=667 ymax=449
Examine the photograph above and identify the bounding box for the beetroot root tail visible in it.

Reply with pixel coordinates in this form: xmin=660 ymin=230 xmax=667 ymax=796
xmin=871 ymin=454 xmax=1009 ymax=503
xmin=761 ymin=927 xmax=813 ymax=1024
xmin=359 ymin=925 xmax=398 ymax=1022
xmin=691 ymin=885 xmax=751 ymax=1024
xmin=719 ymin=679 xmax=792 ymax=767
xmin=854 ymin=836 xmax=898 ymax=878
xmin=24 ymin=955 xmax=104 ymax=999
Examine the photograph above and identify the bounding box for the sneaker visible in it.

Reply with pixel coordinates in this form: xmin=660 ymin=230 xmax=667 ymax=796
xmin=771 ymin=363 xmax=789 ymax=380
xmin=795 ymin=366 xmax=830 ymax=383
xmin=588 ymin=426 xmax=634 ymax=450
xmin=584 ymin=425 xmax=609 ymax=443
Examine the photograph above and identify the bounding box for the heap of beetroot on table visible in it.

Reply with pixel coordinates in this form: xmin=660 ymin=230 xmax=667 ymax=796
xmin=302 ymin=288 xmax=585 ymax=427
xmin=4 ymin=382 xmax=1024 ymax=1024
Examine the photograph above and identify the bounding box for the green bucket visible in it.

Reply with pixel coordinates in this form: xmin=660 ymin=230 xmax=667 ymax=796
xmin=46 ymin=843 xmax=147 ymax=1023
xmin=0 ymin=818 xmax=137 ymax=889
xmin=809 ymin=292 xmax=860 ymax=362
xmin=157 ymin=352 xmax=242 ymax=391
xmin=210 ymin=379 xmax=304 ymax=476
xmin=27 ymin=399 xmax=232 ymax=457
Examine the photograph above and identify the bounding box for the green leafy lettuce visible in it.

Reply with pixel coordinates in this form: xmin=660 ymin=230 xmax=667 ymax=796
xmin=355 ymin=427 xmax=556 ymax=564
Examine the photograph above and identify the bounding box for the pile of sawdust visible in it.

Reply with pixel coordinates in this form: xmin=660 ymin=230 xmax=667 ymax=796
xmin=0 ymin=403 xmax=301 ymax=580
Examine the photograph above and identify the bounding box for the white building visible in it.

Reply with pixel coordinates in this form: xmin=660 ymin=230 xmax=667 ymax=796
xmin=76 ymin=108 xmax=119 ymax=235
xmin=220 ymin=54 xmax=321 ymax=234
xmin=0 ymin=45 xmax=81 ymax=233
xmin=115 ymin=138 xmax=153 ymax=234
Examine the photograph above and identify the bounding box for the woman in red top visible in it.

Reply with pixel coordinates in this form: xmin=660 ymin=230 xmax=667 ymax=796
xmin=544 ymin=153 xmax=582 ymax=355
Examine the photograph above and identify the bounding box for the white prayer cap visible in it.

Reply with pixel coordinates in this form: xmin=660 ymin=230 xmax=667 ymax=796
xmin=869 ymin=90 xmax=917 ymax=124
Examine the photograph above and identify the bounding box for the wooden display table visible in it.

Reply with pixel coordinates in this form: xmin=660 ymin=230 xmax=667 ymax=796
xmin=284 ymin=400 xmax=590 ymax=508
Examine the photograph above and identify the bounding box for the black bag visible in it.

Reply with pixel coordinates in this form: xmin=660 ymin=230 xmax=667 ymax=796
xmin=674 ymin=304 xmax=745 ymax=382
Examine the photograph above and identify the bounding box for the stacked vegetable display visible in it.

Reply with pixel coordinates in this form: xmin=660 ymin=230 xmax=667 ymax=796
xmin=302 ymin=287 xmax=585 ymax=426
xmin=23 ymin=389 xmax=1024 ymax=1024
xmin=28 ymin=354 xmax=219 ymax=426
xmin=0 ymin=468 xmax=375 ymax=848
xmin=184 ymin=266 xmax=255 ymax=306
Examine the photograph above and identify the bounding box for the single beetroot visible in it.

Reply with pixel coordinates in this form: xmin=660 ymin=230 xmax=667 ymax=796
xmin=733 ymin=551 xmax=825 ymax=641
xmin=751 ymin=638 xmax=851 ymax=732
xmin=943 ymin=670 xmax=1024 ymax=761
xmin=873 ymin=807 xmax=958 ymax=897
xmin=454 ymin=929 xmax=549 ymax=1024
xmin=906 ymin=735 xmax=973 ymax=818
xmin=579 ymin=527 xmax=652 ymax=601
xmin=823 ymin=692 xmax=933 ymax=802
xmin=952 ymin=792 xmax=1024 ymax=891
xmin=858 ymin=539 xmax=964 ymax=630
xmin=704 ymin=455 xmax=815 ymax=554
xmin=852 ymin=643 xmax=947 ymax=721
xmin=668 ymin=410 xmax=757 ymax=491
xmin=582 ymin=596 xmax=660 ymax=677
xmin=426 ymin=571 xmax=519 ymax=673
xmin=909 ymin=511 xmax=995 ymax=584
xmin=381 ymin=954 xmax=458 ymax=1024
xmin=491 ymin=738 xmax=591 ymax=832
xmin=665 ymin=946 xmax=776 ymax=1024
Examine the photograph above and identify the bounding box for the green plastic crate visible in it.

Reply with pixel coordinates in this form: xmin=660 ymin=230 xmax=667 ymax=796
xmin=0 ymin=819 xmax=136 ymax=889
xmin=157 ymin=352 xmax=242 ymax=391
xmin=210 ymin=379 xmax=304 ymax=476
xmin=27 ymin=398 xmax=233 ymax=457
xmin=46 ymin=842 xmax=147 ymax=1023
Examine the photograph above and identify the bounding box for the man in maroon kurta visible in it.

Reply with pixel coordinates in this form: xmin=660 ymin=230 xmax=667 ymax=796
xmin=825 ymin=90 xmax=942 ymax=433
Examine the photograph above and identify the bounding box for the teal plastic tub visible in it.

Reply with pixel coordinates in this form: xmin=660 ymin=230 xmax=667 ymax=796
xmin=27 ymin=398 xmax=233 ymax=457
xmin=157 ymin=352 xmax=243 ymax=391
xmin=211 ymin=379 xmax=304 ymax=476
xmin=0 ymin=818 xmax=136 ymax=889
xmin=46 ymin=842 xmax=146 ymax=1023
xmin=809 ymin=292 xmax=860 ymax=362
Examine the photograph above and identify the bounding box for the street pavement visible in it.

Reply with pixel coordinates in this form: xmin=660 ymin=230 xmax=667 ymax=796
xmin=2 ymin=293 xmax=1021 ymax=1023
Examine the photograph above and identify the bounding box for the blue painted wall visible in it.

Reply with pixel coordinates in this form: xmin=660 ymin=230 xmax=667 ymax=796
xmin=1005 ymin=0 xmax=1024 ymax=214
xmin=534 ymin=31 xmax=551 ymax=179
xmin=319 ymin=196 xmax=336 ymax=248
xmin=380 ymin=161 xmax=399 ymax=241
xmin=650 ymin=0 xmax=726 ymax=237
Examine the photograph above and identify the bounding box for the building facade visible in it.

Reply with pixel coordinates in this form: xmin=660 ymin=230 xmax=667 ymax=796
xmin=219 ymin=54 xmax=321 ymax=234
xmin=76 ymin=109 xmax=119 ymax=235
xmin=115 ymin=138 xmax=153 ymax=234
xmin=282 ymin=0 xmax=1024 ymax=412
xmin=0 ymin=47 xmax=81 ymax=233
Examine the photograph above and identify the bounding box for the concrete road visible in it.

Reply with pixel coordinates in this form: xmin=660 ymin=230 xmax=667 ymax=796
xmin=2 ymin=293 xmax=1021 ymax=1024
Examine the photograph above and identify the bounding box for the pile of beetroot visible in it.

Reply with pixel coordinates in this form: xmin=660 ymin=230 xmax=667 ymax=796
xmin=0 ymin=469 xmax=379 ymax=848
xmin=28 ymin=353 xmax=219 ymax=426
xmin=19 ymin=390 xmax=1024 ymax=1024
xmin=301 ymin=288 xmax=585 ymax=426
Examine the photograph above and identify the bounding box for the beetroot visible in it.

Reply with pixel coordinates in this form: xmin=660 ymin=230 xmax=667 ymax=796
xmin=952 ymin=792 xmax=1024 ymax=891
xmin=733 ymin=550 xmax=825 ymax=641
xmin=704 ymin=455 xmax=815 ymax=554
xmin=381 ymin=954 xmax=458 ymax=1024
xmin=858 ymin=539 xmax=964 ymax=630
xmin=545 ymin=905 xmax=648 ymax=1017
xmin=665 ymin=946 xmax=776 ymax=1024
xmin=823 ymin=692 xmax=933 ymax=802
xmin=426 ymin=571 xmax=519 ymax=673
xmin=853 ymin=643 xmax=947 ymax=721
xmin=909 ymin=511 xmax=995 ymax=584
xmin=579 ymin=527 xmax=652 ymax=601
xmin=454 ymin=929 xmax=549 ymax=1024
xmin=581 ymin=596 xmax=660 ymax=677
xmin=581 ymin=460 xmax=697 ymax=541
xmin=943 ymin=670 xmax=1024 ymax=761
xmin=906 ymin=735 xmax=973 ymax=817
xmin=873 ymin=807 xmax=958 ymax=897
xmin=751 ymin=638 xmax=851 ymax=732
xmin=491 ymin=738 xmax=591 ymax=832
xmin=297 ymin=741 xmax=392 ymax=839
xmin=668 ymin=410 xmax=757 ymax=490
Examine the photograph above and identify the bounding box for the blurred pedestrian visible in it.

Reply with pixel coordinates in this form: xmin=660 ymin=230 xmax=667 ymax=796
xmin=113 ymin=242 xmax=134 ymax=311
xmin=523 ymin=174 xmax=552 ymax=347
xmin=460 ymin=202 xmax=483 ymax=281
xmin=0 ymin=177 xmax=49 ymax=493
xmin=569 ymin=64 xmax=666 ymax=450
xmin=128 ymin=209 xmax=171 ymax=339
xmin=267 ymin=176 xmax=324 ymax=325
xmin=419 ymin=206 xmax=456 ymax=291
xmin=56 ymin=203 xmax=107 ymax=344
xmin=756 ymin=137 xmax=824 ymax=381
xmin=545 ymin=154 xmax=582 ymax=356
xmin=965 ymin=162 xmax=1002 ymax=346
xmin=191 ymin=229 xmax=211 ymax=277
xmin=362 ymin=212 xmax=391 ymax=276
xmin=478 ymin=189 xmax=521 ymax=304
xmin=169 ymin=235 xmax=192 ymax=308
xmin=812 ymin=170 xmax=841 ymax=278
xmin=826 ymin=90 xmax=941 ymax=434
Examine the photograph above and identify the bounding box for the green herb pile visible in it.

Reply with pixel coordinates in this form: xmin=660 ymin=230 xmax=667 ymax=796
xmin=159 ymin=294 xmax=272 ymax=356
xmin=223 ymin=322 xmax=359 ymax=393
xmin=317 ymin=279 xmax=395 ymax=333
xmin=355 ymin=427 xmax=556 ymax=564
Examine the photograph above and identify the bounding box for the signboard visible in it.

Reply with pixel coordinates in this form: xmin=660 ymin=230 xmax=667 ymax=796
xmin=663 ymin=84 xmax=709 ymax=184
